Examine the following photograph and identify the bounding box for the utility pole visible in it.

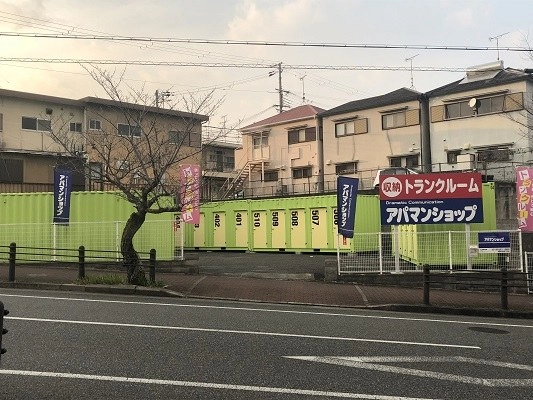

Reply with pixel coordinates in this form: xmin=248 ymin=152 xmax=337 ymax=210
xmin=155 ymin=90 xmax=173 ymax=108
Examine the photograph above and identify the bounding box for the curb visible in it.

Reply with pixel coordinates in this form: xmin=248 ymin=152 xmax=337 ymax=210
xmin=0 ymin=282 xmax=185 ymax=298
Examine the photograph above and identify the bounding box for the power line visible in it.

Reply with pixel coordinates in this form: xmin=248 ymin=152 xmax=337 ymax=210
xmin=0 ymin=32 xmax=530 ymax=52
xmin=0 ymin=58 xmax=477 ymax=72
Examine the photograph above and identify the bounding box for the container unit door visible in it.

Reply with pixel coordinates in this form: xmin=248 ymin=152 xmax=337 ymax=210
xmin=252 ymin=211 xmax=268 ymax=250
xmin=213 ymin=212 xmax=226 ymax=248
xmin=270 ymin=210 xmax=286 ymax=250
xmin=289 ymin=209 xmax=307 ymax=250
xmin=234 ymin=210 xmax=249 ymax=249
xmin=192 ymin=214 xmax=206 ymax=248
xmin=310 ymin=208 xmax=328 ymax=250
xmin=333 ymin=207 xmax=351 ymax=250
xmin=174 ymin=214 xmax=184 ymax=248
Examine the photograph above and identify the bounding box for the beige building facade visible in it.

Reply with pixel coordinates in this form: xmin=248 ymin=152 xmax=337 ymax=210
xmin=0 ymin=89 xmax=208 ymax=193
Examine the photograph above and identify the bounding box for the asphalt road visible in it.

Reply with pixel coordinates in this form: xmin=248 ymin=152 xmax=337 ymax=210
xmin=2 ymin=288 xmax=533 ymax=399
xmin=194 ymin=251 xmax=332 ymax=276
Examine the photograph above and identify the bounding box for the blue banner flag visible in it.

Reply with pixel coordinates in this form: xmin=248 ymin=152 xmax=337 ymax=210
xmin=337 ymin=176 xmax=359 ymax=238
xmin=53 ymin=169 xmax=72 ymax=224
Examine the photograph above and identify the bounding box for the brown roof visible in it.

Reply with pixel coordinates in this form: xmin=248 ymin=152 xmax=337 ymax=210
xmin=241 ymin=104 xmax=325 ymax=131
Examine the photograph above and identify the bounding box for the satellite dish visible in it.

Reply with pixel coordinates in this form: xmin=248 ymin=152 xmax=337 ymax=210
xmin=469 ymin=98 xmax=479 ymax=109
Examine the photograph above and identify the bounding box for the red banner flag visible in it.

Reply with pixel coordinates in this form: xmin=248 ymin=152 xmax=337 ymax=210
xmin=179 ymin=164 xmax=201 ymax=224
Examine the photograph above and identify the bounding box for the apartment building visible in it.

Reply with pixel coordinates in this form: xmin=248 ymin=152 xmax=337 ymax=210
xmin=0 ymin=89 xmax=208 ymax=193
xmin=318 ymin=87 xmax=423 ymax=190
xmin=0 ymin=89 xmax=86 ymax=192
xmin=426 ymin=61 xmax=532 ymax=182
xmin=233 ymin=104 xmax=324 ymax=198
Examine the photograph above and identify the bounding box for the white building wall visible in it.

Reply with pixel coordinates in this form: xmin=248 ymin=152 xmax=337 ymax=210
xmin=321 ymin=100 xmax=421 ymax=189
xmin=429 ymin=81 xmax=532 ymax=176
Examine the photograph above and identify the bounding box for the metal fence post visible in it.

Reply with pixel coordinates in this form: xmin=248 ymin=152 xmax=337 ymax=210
xmin=78 ymin=246 xmax=85 ymax=280
xmin=423 ymin=264 xmax=430 ymax=305
xmin=500 ymin=266 xmax=508 ymax=311
xmin=149 ymin=249 xmax=156 ymax=283
xmin=8 ymin=242 xmax=16 ymax=282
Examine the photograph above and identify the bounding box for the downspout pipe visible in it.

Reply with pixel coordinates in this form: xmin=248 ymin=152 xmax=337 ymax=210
xmin=315 ymin=114 xmax=324 ymax=193
xmin=419 ymin=93 xmax=432 ymax=172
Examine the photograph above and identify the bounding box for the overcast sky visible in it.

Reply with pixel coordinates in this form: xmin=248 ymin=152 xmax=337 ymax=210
xmin=0 ymin=0 xmax=532 ymax=137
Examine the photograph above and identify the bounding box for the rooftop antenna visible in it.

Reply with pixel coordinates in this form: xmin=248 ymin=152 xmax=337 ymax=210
xmin=300 ymin=74 xmax=307 ymax=104
xmin=405 ymin=54 xmax=419 ymax=89
xmin=489 ymin=32 xmax=509 ymax=60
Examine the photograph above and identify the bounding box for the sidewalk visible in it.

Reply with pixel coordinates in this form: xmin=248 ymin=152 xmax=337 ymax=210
xmin=2 ymin=264 xmax=533 ymax=318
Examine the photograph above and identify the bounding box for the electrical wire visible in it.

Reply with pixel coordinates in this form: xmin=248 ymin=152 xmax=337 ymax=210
xmin=0 ymin=31 xmax=529 ymax=52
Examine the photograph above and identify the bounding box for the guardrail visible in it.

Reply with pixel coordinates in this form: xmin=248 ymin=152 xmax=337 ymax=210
xmin=422 ymin=265 xmax=532 ymax=310
xmin=0 ymin=243 xmax=158 ymax=283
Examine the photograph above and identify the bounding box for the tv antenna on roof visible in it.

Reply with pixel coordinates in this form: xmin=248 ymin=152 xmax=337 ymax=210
xmin=489 ymin=32 xmax=509 ymax=60
xmin=405 ymin=54 xmax=419 ymax=89
xmin=300 ymin=74 xmax=307 ymax=104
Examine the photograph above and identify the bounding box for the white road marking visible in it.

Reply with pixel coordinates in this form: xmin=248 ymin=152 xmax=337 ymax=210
xmin=287 ymin=356 xmax=533 ymax=387
xmin=1 ymin=292 xmax=531 ymax=329
xmin=0 ymin=369 xmax=437 ymax=399
xmin=7 ymin=316 xmax=478 ymax=349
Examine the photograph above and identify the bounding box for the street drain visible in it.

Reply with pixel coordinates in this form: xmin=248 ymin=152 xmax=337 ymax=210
xmin=468 ymin=327 xmax=510 ymax=334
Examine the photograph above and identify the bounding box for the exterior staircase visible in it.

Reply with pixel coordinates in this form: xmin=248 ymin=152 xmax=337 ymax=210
xmin=219 ymin=161 xmax=263 ymax=199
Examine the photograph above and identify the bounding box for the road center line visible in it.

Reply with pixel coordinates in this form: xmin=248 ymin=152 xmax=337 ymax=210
xmin=8 ymin=316 xmax=479 ymax=349
xmin=1 ymin=292 xmax=530 ymax=329
xmin=0 ymin=369 xmax=438 ymax=399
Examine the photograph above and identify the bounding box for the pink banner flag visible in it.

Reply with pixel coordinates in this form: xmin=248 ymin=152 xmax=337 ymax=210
xmin=180 ymin=164 xmax=201 ymax=224
xmin=516 ymin=166 xmax=533 ymax=231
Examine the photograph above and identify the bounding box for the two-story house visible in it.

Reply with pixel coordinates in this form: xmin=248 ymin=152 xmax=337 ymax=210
xmin=318 ymin=88 xmax=423 ymax=189
xmin=233 ymin=104 xmax=324 ymax=198
xmin=0 ymin=89 xmax=86 ymax=192
xmin=0 ymin=89 xmax=208 ymax=193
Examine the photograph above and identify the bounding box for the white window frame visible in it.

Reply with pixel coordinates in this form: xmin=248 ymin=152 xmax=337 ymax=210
xmin=22 ymin=116 xmax=51 ymax=132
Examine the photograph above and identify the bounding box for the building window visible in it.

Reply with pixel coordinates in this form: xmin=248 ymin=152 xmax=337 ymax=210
xmin=477 ymin=148 xmax=512 ymax=162
xmin=170 ymin=130 xmax=188 ymax=145
xmin=477 ymin=95 xmax=505 ymax=115
xmin=115 ymin=160 xmax=130 ymax=171
xmin=22 ymin=116 xmax=51 ymax=132
xmin=445 ymin=101 xmax=474 ymax=119
xmin=292 ymin=166 xmax=312 ymax=179
xmin=447 ymin=151 xmax=460 ymax=164
xmin=0 ymin=158 xmax=23 ymax=183
xmin=0 ymin=113 xmax=3 ymax=131
xmin=253 ymin=136 xmax=268 ymax=149
xmin=335 ymin=118 xmax=368 ymax=137
xmin=432 ymin=93 xmax=524 ymax=123
xmin=88 ymin=162 xmax=103 ymax=181
xmin=89 ymin=119 xmax=101 ymax=130
xmin=389 ymin=157 xmax=402 ymax=167
xmin=288 ymin=127 xmax=316 ymax=144
xmin=118 ymin=123 xmax=141 ymax=137
xmin=264 ymin=170 xmax=279 ymax=182
xmin=335 ymin=162 xmax=358 ymax=175
xmin=382 ymin=111 xmax=406 ymax=130
xmin=405 ymin=155 xmax=419 ymax=168
xmin=69 ymin=122 xmax=82 ymax=133
xmin=169 ymin=130 xmax=200 ymax=148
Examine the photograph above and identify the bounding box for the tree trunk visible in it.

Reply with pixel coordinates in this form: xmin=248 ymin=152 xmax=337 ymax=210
xmin=122 ymin=211 xmax=147 ymax=285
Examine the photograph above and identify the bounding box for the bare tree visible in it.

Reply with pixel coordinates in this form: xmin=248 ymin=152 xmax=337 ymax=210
xmin=48 ymin=66 xmax=223 ymax=285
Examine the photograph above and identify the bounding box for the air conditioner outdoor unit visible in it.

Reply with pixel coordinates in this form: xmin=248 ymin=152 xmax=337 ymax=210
xmin=456 ymin=154 xmax=475 ymax=170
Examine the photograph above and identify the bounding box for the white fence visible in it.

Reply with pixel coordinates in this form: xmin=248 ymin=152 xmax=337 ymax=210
xmin=0 ymin=220 xmax=183 ymax=263
xmin=338 ymin=230 xmax=523 ymax=274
